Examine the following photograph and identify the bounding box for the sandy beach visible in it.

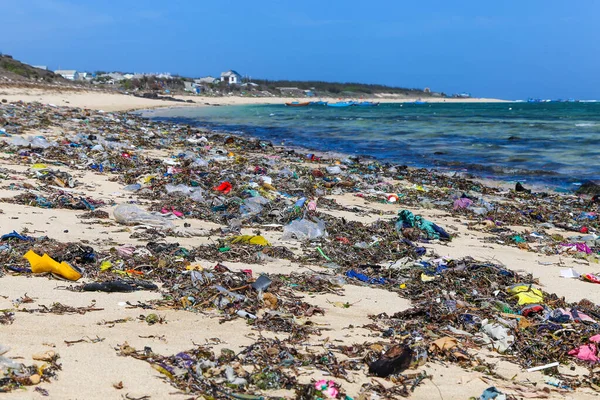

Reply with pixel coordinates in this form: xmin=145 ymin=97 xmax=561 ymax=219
xmin=0 ymin=87 xmax=509 ymax=112
xmin=0 ymin=88 xmax=598 ymax=400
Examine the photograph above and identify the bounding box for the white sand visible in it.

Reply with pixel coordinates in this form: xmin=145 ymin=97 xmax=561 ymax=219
xmin=0 ymin=86 xmax=509 ymax=113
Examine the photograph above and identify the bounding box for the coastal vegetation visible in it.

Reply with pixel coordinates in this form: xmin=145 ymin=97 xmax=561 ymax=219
xmin=251 ymin=79 xmax=439 ymax=97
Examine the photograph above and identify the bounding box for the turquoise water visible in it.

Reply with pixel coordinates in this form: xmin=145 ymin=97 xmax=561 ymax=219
xmin=145 ymin=102 xmax=600 ymax=188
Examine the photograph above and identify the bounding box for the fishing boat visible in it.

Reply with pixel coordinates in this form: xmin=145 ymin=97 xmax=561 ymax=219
xmin=355 ymin=101 xmax=380 ymax=106
xmin=413 ymin=100 xmax=427 ymax=105
xmin=327 ymin=101 xmax=354 ymax=107
xmin=285 ymin=101 xmax=310 ymax=107
xmin=309 ymin=100 xmax=328 ymax=106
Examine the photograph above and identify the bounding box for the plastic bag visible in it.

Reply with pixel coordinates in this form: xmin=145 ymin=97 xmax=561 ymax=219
xmin=113 ymin=204 xmax=175 ymax=230
xmin=10 ymin=137 xmax=30 ymax=147
xmin=30 ymin=137 xmax=56 ymax=149
xmin=282 ymin=218 xmax=327 ymax=240
xmin=326 ymin=166 xmax=342 ymax=175
xmin=165 ymin=184 xmax=194 ymax=195
xmin=123 ymin=183 xmax=142 ymax=192
xmin=165 ymin=184 xmax=204 ymax=201
xmin=240 ymin=196 xmax=269 ymax=215
xmin=192 ymin=158 xmax=209 ymax=167
xmin=230 ymin=235 xmax=271 ymax=246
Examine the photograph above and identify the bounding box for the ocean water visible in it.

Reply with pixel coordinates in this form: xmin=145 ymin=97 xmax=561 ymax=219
xmin=143 ymin=102 xmax=600 ymax=189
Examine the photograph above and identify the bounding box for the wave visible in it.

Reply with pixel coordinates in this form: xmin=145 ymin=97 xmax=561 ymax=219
xmin=575 ymin=123 xmax=598 ymax=127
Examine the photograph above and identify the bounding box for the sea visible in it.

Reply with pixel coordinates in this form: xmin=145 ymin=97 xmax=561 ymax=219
xmin=142 ymin=102 xmax=600 ymax=191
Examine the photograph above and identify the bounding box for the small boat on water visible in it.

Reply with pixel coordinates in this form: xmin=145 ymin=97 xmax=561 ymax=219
xmin=309 ymin=100 xmax=328 ymax=106
xmin=355 ymin=101 xmax=380 ymax=106
xmin=413 ymin=100 xmax=427 ymax=105
xmin=327 ymin=101 xmax=354 ymax=107
xmin=285 ymin=101 xmax=310 ymax=107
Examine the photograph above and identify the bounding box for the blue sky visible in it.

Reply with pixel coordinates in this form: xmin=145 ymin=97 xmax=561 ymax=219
xmin=1 ymin=0 xmax=599 ymax=99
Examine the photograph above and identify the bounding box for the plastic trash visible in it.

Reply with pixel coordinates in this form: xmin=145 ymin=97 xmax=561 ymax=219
xmin=326 ymin=165 xmax=342 ymax=175
xmin=560 ymin=268 xmax=581 ymax=279
xmin=278 ymin=167 xmax=294 ymax=178
xmin=229 ymin=235 xmax=271 ymax=246
xmin=282 ymin=218 xmax=327 ymax=240
xmin=23 ymin=249 xmax=82 ymax=281
xmin=240 ymin=196 xmax=269 ymax=215
xmin=346 ymin=270 xmax=386 ymax=284
xmin=113 ymin=204 xmax=175 ymax=230
xmin=123 ymin=183 xmax=142 ymax=192
xmin=479 ymin=387 xmax=507 ymax=400
xmin=453 ymin=197 xmax=473 ymax=210
xmin=214 ymin=181 xmax=232 ymax=194
xmin=1 ymin=230 xmax=33 ymax=241
xmin=569 ymin=343 xmax=598 ymax=362
xmin=251 ymin=275 xmax=272 ymax=291
xmin=506 ymin=284 xmax=543 ymax=305
xmin=214 ymin=285 xmax=246 ymax=303
xmin=165 ymin=184 xmax=194 ymax=195
xmin=396 ymin=210 xmax=451 ymax=241
xmin=479 ymin=320 xmax=514 ymax=353
xmin=236 ymin=310 xmax=257 ymax=319
xmin=225 ymin=365 xmax=248 ymax=386
xmin=30 ymin=137 xmax=55 ymax=149
xmin=0 ymin=355 xmax=23 ymax=372
xmin=192 ymin=158 xmax=209 ymax=167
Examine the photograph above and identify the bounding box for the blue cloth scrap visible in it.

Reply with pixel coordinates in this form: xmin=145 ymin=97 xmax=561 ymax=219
xmin=479 ymin=386 xmax=505 ymax=400
xmin=345 ymin=270 xmax=386 ymax=284
xmin=432 ymin=223 xmax=451 ymax=240
xmin=1 ymin=230 xmax=34 ymax=241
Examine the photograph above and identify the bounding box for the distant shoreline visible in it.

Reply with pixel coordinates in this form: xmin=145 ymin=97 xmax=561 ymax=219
xmin=0 ymin=85 xmax=509 ymax=112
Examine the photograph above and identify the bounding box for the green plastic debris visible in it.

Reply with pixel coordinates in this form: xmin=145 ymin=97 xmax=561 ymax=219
xmin=316 ymin=247 xmax=331 ymax=261
xmin=512 ymin=235 xmax=526 ymax=244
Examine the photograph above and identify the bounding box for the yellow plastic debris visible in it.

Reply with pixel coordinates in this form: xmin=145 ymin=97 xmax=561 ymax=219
xmin=262 ymin=182 xmax=276 ymax=191
xmin=31 ymin=163 xmax=48 ymax=170
xmin=229 ymin=235 xmax=271 ymax=246
xmin=100 ymin=261 xmax=112 ymax=271
xmin=151 ymin=363 xmax=173 ymax=379
xmin=507 ymin=284 xmax=544 ymax=305
xmin=23 ymin=250 xmax=82 ymax=281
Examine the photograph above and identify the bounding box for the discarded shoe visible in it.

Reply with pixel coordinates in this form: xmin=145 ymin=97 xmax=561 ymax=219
xmin=368 ymin=344 xmax=413 ymax=377
xmin=23 ymin=250 xmax=82 ymax=281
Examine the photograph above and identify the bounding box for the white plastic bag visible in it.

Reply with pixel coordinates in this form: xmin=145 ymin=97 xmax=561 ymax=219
xmin=113 ymin=204 xmax=175 ymax=230
xmin=282 ymin=218 xmax=327 ymax=240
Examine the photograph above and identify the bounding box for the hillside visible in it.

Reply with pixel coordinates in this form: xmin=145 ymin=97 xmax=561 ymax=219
xmin=0 ymin=55 xmax=65 ymax=83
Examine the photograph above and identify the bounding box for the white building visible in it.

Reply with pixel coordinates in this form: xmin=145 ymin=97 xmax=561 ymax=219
xmin=195 ymin=76 xmax=218 ymax=84
xmin=220 ymin=70 xmax=242 ymax=85
xmin=54 ymin=70 xmax=80 ymax=80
